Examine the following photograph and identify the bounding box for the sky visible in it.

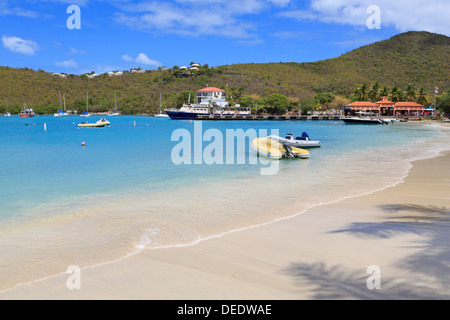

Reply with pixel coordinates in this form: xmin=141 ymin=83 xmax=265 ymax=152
xmin=1 ymin=0 xmax=449 ymax=75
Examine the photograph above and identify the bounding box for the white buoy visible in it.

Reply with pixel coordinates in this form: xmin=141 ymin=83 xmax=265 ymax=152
xmin=44 ymin=123 xmax=47 ymax=131
xmin=134 ymin=121 xmax=136 ymax=127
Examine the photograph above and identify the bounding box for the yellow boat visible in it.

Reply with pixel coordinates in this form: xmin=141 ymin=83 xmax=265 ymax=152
xmin=252 ymin=137 xmax=309 ymax=160
xmin=78 ymin=119 xmax=110 ymax=128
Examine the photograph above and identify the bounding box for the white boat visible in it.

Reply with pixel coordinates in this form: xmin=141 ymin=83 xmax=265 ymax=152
xmin=81 ymin=92 xmax=92 ymax=117
xmin=4 ymin=99 xmax=11 ymax=116
xmin=269 ymin=133 xmax=321 ymax=148
xmin=20 ymin=104 xmax=35 ymax=118
xmin=78 ymin=119 xmax=110 ymax=128
xmin=108 ymin=91 xmax=120 ymax=116
xmin=155 ymin=93 xmax=169 ymax=118
xmin=342 ymin=112 xmax=385 ymax=125
xmin=55 ymin=93 xmax=69 ymax=117
xmin=383 ymin=118 xmax=400 ymax=123
xmin=165 ymin=86 xmax=251 ymax=120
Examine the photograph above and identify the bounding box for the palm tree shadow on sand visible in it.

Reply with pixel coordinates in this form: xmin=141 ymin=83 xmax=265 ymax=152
xmin=283 ymin=203 xmax=450 ymax=299
xmin=284 ymin=262 xmax=447 ymax=300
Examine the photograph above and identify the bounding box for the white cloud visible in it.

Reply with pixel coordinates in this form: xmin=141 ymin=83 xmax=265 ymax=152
xmin=0 ymin=1 xmax=39 ymax=18
xmin=122 ymin=54 xmax=134 ymax=62
xmin=55 ymin=59 xmax=79 ymax=68
xmin=277 ymin=0 xmax=450 ymax=36
xmin=114 ymin=0 xmax=291 ymax=39
xmin=68 ymin=46 xmax=87 ymax=54
xmin=135 ymin=53 xmax=162 ymax=66
xmin=2 ymin=35 xmax=39 ymax=55
xmin=123 ymin=53 xmax=162 ymax=67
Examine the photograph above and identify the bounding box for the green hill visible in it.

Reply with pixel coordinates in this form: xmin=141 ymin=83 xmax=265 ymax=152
xmin=0 ymin=31 xmax=448 ymax=114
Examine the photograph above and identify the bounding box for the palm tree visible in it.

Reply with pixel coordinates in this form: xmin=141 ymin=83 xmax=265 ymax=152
xmin=405 ymin=84 xmax=417 ymax=102
xmin=417 ymin=87 xmax=431 ymax=106
xmin=380 ymin=86 xmax=390 ymax=98
xmin=369 ymin=82 xmax=381 ymax=102
xmin=354 ymin=84 xmax=369 ymax=101
xmin=390 ymin=86 xmax=402 ymax=103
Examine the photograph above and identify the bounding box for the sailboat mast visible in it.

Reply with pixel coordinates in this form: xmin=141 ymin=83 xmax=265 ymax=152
xmin=86 ymin=92 xmax=89 ymax=112
xmin=63 ymin=94 xmax=66 ymax=111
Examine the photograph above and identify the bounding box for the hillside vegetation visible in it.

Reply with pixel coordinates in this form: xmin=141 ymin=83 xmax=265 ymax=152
xmin=0 ymin=31 xmax=448 ymax=115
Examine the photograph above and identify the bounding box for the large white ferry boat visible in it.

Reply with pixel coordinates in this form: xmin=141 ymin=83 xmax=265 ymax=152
xmin=165 ymin=86 xmax=251 ymax=120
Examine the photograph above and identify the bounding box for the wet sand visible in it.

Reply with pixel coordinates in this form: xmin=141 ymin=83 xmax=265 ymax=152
xmin=1 ymin=151 xmax=449 ymax=300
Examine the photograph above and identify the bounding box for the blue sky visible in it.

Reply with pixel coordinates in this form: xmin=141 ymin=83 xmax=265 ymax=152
xmin=1 ymin=0 xmax=449 ymax=75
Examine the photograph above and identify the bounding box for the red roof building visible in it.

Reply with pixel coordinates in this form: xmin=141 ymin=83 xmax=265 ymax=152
xmin=346 ymin=96 xmax=424 ymax=117
xmin=376 ymin=96 xmax=395 ymax=105
xmin=197 ymin=87 xmax=225 ymax=93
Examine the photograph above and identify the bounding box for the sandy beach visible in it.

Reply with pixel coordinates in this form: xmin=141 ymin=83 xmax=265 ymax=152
xmin=1 ymin=150 xmax=449 ymax=300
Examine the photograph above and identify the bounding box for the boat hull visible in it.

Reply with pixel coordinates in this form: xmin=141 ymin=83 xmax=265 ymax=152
xmin=78 ymin=120 xmax=110 ymax=128
xmin=165 ymin=110 xmax=207 ymax=120
xmin=155 ymin=114 xmax=170 ymax=118
xmin=342 ymin=118 xmax=383 ymax=124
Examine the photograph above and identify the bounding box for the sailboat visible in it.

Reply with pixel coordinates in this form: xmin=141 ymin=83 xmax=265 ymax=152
xmin=4 ymin=98 xmax=11 ymax=117
xmin=108 ymin=91 xmax=120 ymax=116
xmin=155 ymin=92 xmax=169 ymax=118
xmin=80 ymin=92 xmax=92 ymax=117
xmin=54 ymin=92 xmax=69 ymax=117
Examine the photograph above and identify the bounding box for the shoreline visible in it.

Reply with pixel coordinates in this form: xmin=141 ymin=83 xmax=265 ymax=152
xmin=1 ymin=146 xmax=449 ymax=299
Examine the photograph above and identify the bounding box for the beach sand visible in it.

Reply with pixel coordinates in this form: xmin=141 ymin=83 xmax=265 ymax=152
xmin=1 ymin=151 xmax=449 ymax=300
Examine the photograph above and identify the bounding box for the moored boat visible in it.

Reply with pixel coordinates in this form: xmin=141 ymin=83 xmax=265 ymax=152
xmin=78 ymin=119 xmax=110 ymax=128
xmin=342 ymin=112 xmax=385 ymax=125
xmin=165 ymin=86 xmax=251 ymax=120
xmin=269 ymin=133 xmax=321 ymax=148
xmin=155 ymin=92 xmax=170 ymax=118
xmin=108 ymin=91 xmax=120 ymax=116
xmin=20 ymin=105 xmax=35 ymax=118
xmin=81 ymin=92 xmax=92 ymax=117
xmin=252 ymin=137 xmax=309 ymax=160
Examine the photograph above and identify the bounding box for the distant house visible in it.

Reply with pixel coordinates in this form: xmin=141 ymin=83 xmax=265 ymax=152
xmin=131 ymin=69 xmax=145 ymax=74
xmin=179 ymin=66 xmax=188 ymax=70
xmin=52 ymin=73 xmax=67 ymax=78
xmin=87 ymin=73 xmax=100 ymax=79
xmin=108 ymin=71 xmax=124 ymax=76
xmin=190 ymin=63 xmax=200 ymax=67
xmin=190 ymin=67 xmax=199 ymax=71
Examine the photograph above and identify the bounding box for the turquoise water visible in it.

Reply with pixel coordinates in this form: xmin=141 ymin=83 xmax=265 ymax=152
xmin=0 ymin=116 xmax=440 ymax=218
xmin=0 ymin=115 xmax=449 ymax=290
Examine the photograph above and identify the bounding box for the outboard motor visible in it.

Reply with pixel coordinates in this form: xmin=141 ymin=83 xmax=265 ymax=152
xmin=285 ymin=133 xmax=294 ymax=140
xmin=282 ymin=143 xmax=295 ymax=159
xmin=302 ymin=132 xmax=310 ymax=141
